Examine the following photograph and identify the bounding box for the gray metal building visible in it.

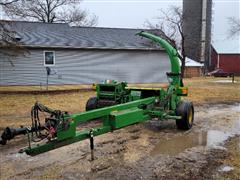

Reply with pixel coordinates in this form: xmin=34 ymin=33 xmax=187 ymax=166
xmin=0 ymin=21 xmax=170 ymax=85
xmin=183 ymin=0 xmax=212 ymax=71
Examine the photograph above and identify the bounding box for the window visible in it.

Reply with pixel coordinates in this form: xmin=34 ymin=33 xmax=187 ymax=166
xmin=44 ymin=51 xmax=55 ymax=66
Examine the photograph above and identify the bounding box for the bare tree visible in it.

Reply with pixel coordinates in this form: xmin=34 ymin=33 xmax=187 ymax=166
xmin=0 ymin=20 xmax=26 ymax=66
xmin=3 ymin=0 xmax=97 ymax=26
xmin=0 ymin=0 xmax=18 ymax=5
xmin=1 ymin=1 xmax=26 ymax=66
xmin=58 ymin=7 xmax=98 ymax=27
xmin=145 ymin=6 xmax=187 ymax=78
xmin=228 ymin=17 xmax=240 ymax=38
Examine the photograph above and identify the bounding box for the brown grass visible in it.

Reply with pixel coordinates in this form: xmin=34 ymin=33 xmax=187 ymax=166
xmin=183 ymin=77 xmax=240 ymax=104
xmin=0 ymin=91 xmax=95 ymax=128
xmin=0 ymin=77 xmax=239 ymax=128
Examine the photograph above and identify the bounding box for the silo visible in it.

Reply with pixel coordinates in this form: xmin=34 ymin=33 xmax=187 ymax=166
xmin=183 ymin=0 xmax=212 ymax=71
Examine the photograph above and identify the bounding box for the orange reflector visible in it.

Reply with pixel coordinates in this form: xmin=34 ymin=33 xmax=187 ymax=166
xmin=178 ymin=87 xmax=188 ymax=95
xmin=181 ymin=88 xmax=188 ymax=95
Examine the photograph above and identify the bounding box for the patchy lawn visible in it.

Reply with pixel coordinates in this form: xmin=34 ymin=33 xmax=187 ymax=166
xmin=0 ymin=91 xmax=95 ymax=129
xmin=183 ymin=76 xmax=240 ymax=104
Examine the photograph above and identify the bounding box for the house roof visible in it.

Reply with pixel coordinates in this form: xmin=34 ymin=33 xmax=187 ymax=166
xmin=178 ymin=57 xmax=204 ymax=67
xmin=212 ymin=38 xmax=240 ymax=54
xmin=177 ymin=50 xmax=204 ymax=67
xmin=3 ymin=21 xmax=162 ymax=50
xmin=185 ymin=57 xmax=204 ymax=67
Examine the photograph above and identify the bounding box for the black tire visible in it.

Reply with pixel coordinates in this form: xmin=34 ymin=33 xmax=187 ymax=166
xmin=175 ymin=101 xmax=194 ymax=130
xmin=86 ymin=97 xmax=98 ymax=111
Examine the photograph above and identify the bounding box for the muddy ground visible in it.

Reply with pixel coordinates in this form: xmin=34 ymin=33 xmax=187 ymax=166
xmin=0 ymin=102 xmax=240 ymax=180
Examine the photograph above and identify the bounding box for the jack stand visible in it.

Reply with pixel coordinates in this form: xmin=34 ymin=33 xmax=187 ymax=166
xmin=89 ymin=129 xmax=94 ymax=161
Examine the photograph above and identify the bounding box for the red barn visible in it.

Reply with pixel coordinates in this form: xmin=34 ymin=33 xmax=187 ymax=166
xmin=210 ymin=45 xmax=240 ymax=75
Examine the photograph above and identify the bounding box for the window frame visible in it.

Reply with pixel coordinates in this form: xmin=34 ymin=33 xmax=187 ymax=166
xmin=44 ymin=51 xmax=55 ymax=66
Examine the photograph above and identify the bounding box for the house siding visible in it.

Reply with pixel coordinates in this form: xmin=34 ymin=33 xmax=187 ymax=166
xmin=0 ymin=49 xmax=170 ymax=85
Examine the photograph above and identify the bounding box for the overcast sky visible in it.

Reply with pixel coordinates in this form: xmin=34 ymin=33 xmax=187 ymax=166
xmin=82 ymin=0 xmax=240 ymax=52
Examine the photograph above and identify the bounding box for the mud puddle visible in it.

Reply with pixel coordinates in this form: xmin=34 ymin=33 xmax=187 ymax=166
xmin=151 ymin=130 xmax=233 ymax=156
xmin=151 ymin=103 xmax=240 ymax=156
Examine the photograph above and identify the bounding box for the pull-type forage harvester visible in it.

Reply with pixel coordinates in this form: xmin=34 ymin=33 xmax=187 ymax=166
xmin=0 ymin=32 xmax=194 ymax=156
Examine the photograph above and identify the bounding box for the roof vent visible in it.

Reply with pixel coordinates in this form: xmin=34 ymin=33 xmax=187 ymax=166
xmin=14 ymin=34 xmax=22 ymax=41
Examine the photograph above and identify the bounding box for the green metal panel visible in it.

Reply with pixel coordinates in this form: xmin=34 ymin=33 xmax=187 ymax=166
xmin=71 ymin=97 xmax=155 ymax=124
xmin=110 ymin=108 xmax=146 ymax=129
xmin=22 ymin=125 xmax=112 ymax=155
xmin=57 ymin=121 xmax=76 ymax=141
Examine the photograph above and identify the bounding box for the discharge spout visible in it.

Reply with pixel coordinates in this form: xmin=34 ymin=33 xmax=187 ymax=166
xmin=137 ymin=31 xmax=181 ymax=85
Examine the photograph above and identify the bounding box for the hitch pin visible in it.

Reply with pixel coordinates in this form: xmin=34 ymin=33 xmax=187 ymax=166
xmin=26 ymin=126 xmax=32 ymax=149
xmin=89 ymin=129 xmax=94 ymax=161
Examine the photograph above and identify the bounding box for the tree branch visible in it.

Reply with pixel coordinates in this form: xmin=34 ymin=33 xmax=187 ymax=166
xmin=0 ymin=0 xmax=18 ymax=5
xmin=228 ymin=17 xmax=240 ymax=38
xmin=2 ymin=0 xmax=97 ymax=26
xmin=145 ymin=5 xmax=187 ymax=78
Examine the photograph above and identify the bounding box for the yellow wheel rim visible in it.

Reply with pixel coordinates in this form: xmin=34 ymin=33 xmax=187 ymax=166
xmin=188 ymin=108 xmax=193 ymax=124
